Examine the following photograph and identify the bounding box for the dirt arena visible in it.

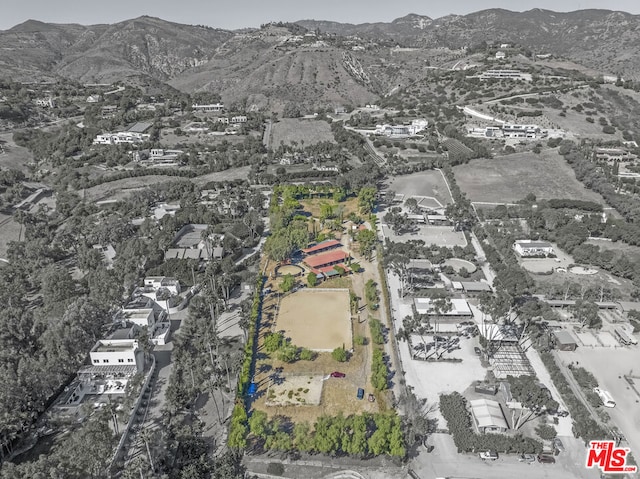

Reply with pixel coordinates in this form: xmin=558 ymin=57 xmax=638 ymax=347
xmin=275 ymin=288 xmax=352 ymax=352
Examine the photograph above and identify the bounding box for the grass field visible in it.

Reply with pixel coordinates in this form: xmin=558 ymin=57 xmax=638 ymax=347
xmin=386 ymin=170 xmax=453 ymax=206
xmin=299 ymin=197 xmax=359 ymax=219
xmin=453 ymin=150 xmax=607 ymax=204
xmin=276 ymin=289 xmax=352 ymax=352
xmin=270 ymin=118 xmax=335 ymax=147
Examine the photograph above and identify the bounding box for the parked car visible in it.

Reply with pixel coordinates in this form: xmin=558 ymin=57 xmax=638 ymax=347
xmin=519 ymin=454 xmax=536 ymax=463
xmin=479 ymin=451 xmax=498 ymax=460
xmin=474 ymin=347 xmax=482 ymax=356
xmin=553 ymin=437 xmax=565 ymax=452
xmin=330 ymin=371 xmax=346 ymax=378
xmin=555 ymin=410 xmax=569 ymax=417
xmin=356 ymin=388 xmax=365 ymax=400
xmin=537 ymin=454 xmax=556 ymax=464
xmin=368 ymin=393 xmax=375 ymax=402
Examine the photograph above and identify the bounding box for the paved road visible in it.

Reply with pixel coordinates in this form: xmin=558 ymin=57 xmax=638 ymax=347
xmin=411 ymin=432 xmax=600 ymax=479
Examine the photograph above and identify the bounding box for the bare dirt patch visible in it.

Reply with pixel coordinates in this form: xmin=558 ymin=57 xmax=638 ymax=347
xmin=276 ymin=289 xmax=352 ymax=352
xmin=265 ymin=375 xmax=324 ymax=407
xmin=0 ymin=214 xmax=22 ymax=258
xmin=453 ymin=150 xmax=607 ymax=204
xmin=270 ymin=118 xmax=335 ymax=147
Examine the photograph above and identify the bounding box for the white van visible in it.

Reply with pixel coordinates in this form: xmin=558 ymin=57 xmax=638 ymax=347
xmin=594 ymin=387 xmax=616 ymax=408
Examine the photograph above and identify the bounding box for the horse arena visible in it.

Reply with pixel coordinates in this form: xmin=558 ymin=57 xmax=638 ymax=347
xmin=275 ymin=288 xmax=352 ymax=352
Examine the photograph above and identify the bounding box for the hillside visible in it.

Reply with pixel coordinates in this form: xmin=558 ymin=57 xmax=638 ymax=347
xmin=2 ymin=8 xmax=640 ymax=102
xmin=298 ymin=9 xmax=640 ymax=80
xmin=0 ymin=16 xmax=232 ymax=82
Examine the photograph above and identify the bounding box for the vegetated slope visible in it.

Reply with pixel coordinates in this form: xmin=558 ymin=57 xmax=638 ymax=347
xmin=0 ymin=16 xmax=232 ymax=82
xmin=170 ymin=27 xmax=380 ymax=111
xmin=300 ymin=9 xmax=640 ymax=80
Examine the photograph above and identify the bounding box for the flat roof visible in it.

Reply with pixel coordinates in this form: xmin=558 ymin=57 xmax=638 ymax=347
xmin=127 ymin=121 xmax=152 ymax=133
xmin=553 ymin=329 xmax=577 ymax=345
xmin=304 ymin=250 xmax=348 ymax=269
xmin=408 ymin=259 xmax=433 ymax=269
xmin=514 ymin=240 xmax=552 ymax=248
xmin=461 ymin=281 xmax=492 ymax=292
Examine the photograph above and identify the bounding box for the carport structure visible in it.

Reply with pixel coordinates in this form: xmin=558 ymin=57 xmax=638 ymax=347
xmin=490 ymin=345 xmax=534 ymax=379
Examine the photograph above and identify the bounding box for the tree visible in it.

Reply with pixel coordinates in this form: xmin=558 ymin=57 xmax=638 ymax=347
xmin=404 ymin=197 xmax=419 ymax=213
xmin=535 ymin=423 xmax=557 ymax=440
xmin=331 ymin=347 xmax=348 ymax=362
xmin=507 ymin=375 xmax=559 ymax=429
xmin=572 ymin=299 xmax=601 ymax=329
xmin=357 ymin=187 xmax=377 ymax=215
xmin=307 ymin=272 xmax=317 ymax=287
xmin=357 ymin=228 xmax=376 ymax=261
xmin=249 ymin=410 xmax=269 ymax=439
xmin=280 ymin=273 xmax=295 ymax=293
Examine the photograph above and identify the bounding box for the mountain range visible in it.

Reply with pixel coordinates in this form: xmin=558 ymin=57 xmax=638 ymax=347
xmin=1 ymin=9 xmax=639 ymax=109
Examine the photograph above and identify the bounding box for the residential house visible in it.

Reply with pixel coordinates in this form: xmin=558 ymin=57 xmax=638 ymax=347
xmin=89 ymin=339 xmax=144 ymax=373
xmin=93 ymin=132 xmax=150 ymax=145
xmin=513 ymin=240 xmax=554 ymax=257
xmin=231 ymin=116 xmax=247 ymax=123
xmin=34 ymin=97 xmax=55 ymax=108
xmin=92 ymin=244 xmax=117 ymax=269
xmin=153 ymin=203 xmax=181 ymax=220
xmin=495 ymin=51 xmax=506 ymax=60
xmin=86 ymin=94 xmax=101 ymax=103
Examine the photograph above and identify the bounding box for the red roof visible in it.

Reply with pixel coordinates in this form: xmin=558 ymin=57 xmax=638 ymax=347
xmin=302 ymin=239 xmax=341 ymax=254
xmin=304 ymin=250 xmax=348 ymax=269
xmin=314 ymin=263 xmax=351 ymax=275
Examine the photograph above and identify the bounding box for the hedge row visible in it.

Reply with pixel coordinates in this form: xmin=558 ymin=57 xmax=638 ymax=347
xmin=440 ymin=392 xmax=542 ymax=454
xmin=229 ymin=273 xmax=264 ymax=449
xmin=539 ymin=352 xmax=609 ymax=444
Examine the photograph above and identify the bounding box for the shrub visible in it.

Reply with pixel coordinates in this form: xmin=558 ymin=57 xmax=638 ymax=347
xmin=369 ymin=318 xmax=385 ymax=345
xmin=299 ymin=348 xmax=316 ymax=361
xmin=264 ymin=332 xmax=284 ymax=353
xmin=371 ymin=349 xmax=388 ymax=391
xmin=278 ymin=344 xmax=298 ymax=363
xmin=354 ymin=335 xmax=367 ymax=346
xmin=307 ymin=272 xmax=317 ymax=287
xmin=331 ymin=347 xmax=348 ymax=362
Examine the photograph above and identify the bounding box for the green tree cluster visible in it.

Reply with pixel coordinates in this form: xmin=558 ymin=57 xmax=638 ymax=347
xmin=371 ymin=349 xmax=389 ymax=391
xmin=248 ymin=411 xmax=405 ymax=457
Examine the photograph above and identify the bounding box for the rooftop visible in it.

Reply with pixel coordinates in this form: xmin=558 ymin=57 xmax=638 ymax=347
xmin=553 ymin=329 xmax=578 ymax=345
xmin=303 ymin=250 xmax=348 ymax=269
xmin=470 ymin=398 xmax=509 ymax=430
xmin=302 ymin=239 xmax=340 ymax=254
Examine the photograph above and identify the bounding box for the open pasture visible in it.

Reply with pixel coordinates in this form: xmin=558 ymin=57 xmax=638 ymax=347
xmin=453 ymin=150 xmax=607 ymax=204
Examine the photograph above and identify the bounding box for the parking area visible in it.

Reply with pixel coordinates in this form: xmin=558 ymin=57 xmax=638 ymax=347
xmin=557 ymin=347 xmax=640 ymax=459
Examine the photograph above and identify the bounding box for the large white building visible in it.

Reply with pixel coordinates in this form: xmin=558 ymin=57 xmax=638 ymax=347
xmin=89 ymin=339 xmax=144 ymax=372
xmin=93 ymin=132 xmax=150 ymax=145
xmin=192 ymin=103 xmax=224 ymax=112
xmin=375 ymin=119 xmax=428 ymax=137
xmin=513 ymin=240 xmax=554 ymax=257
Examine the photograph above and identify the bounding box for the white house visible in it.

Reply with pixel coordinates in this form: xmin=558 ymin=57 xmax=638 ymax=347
xmin=513 ymin=240 xmax=554 ymax=257
xmin=192 ymin=103 xmax=224 ymax=113
xmin=143 ymin=276 xmax=181 ymax=295
xmin=495 ymin=51 xmax=506 ymax=60
xmin=34 ymin=97 xmax=55 ymax=108
xmin=93 ymin=132 xmax=150 ymax=145
xmin=86 ymin=94 xmax=101 ymax=103
xmin=89 ymin=339 xmax=144 ymax=372
xmin=501 ymin=124 xmax=540 ymax=139
xmin=153 ymin=203 xmax=181 ymax=220
xmin=230 ymin=115 xmax=247 ymax=123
